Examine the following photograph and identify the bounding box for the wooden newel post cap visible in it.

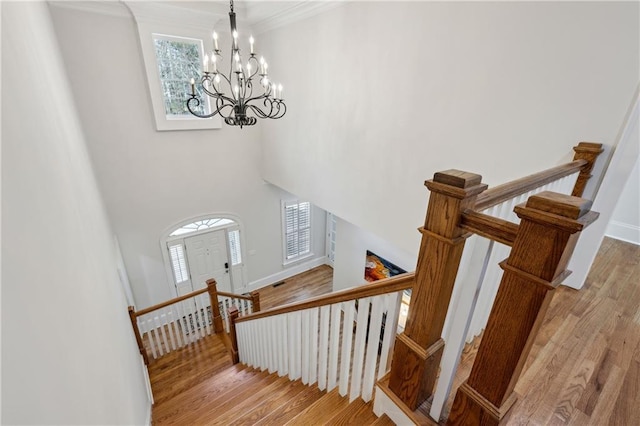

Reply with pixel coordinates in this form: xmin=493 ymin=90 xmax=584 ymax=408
xmin=206 ymin=278 xmax=218 ymax=288
xmin=515 ymin=191 xmax=599 ymax=232
xmin=573 ymin=142 xmax=604 ymax=155
xmin=425 ymin=169 xmax=487 ymax=198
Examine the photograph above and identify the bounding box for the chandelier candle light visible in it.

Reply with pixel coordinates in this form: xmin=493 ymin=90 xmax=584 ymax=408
xmin=186 ymin=0 xmax=286 ymax=128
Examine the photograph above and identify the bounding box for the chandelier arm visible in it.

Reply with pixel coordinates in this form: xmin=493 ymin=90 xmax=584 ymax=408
xmin=201 ymin=84 xmax=235 ymax=104
xmin=186 ymin=96 xmax=221 ymax=118
xmin=247 ymin=104 xmax=272 ymax=119
xmin=215 ymin=97 xmax=236 ymax=118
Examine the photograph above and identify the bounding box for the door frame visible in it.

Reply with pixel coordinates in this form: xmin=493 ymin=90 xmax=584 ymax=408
xmin=160 ymin=213 xmax=248 ymax=299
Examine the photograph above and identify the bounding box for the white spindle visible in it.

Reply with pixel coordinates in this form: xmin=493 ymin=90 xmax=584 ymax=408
xmin=165 ymin=308 xmax=178 ymax=350
xmin=378 ymin=292 xmax=402 ymax=380
xmin=269 ymin=316 xmax=277 ymax=373
xmin=327 ymin=303 xmax=341 ymax=391
xmin=287 ymin=313 xmax=297 ymax=380
xmin=279 ymin=314 xmax=288 ymax=376
xmin=294 ymin=311 xmax=303 ymax=379
xmin=194 ymin=296 xmax=208 ymax=338
xmin=169 ymin=308 xmax=184 ymax=348
xmin=301 ymin=310 xmax=311 ymax=384
xmin=309 ymin=307 xmax=319 ymax=385
xmin=339 ymin=300 xmax=356 ymax=396
xmin=146 ymin=318 xmax=159 ymax=358
xmin=362 ymin=296 xmax=385 ymax=402
xmin=318 ymin=305 xmax=330 ymax=390
xmin=350 ymin=297 xmax=370 ymax=402
xmin=154 ymin=315 xmax=168 ymax=355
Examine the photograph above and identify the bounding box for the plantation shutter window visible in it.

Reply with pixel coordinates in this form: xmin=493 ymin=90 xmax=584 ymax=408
xmin=283 ymin=200 xmax=312 ymax=262
xmin=169 ymin=243 xmax=189 ymax=283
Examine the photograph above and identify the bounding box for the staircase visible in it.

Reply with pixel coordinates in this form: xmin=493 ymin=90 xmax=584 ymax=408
xmin=149 ymin=333 xmax=394 ymax=425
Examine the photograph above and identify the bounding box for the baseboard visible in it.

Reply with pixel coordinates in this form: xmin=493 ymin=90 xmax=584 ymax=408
xmin=247 ymin=256 xmax=329 ymax=291
xmin=145 ymin=401 xmax=152 ymax=426
xmin=606 ymin=220 xmax=640 ymax=245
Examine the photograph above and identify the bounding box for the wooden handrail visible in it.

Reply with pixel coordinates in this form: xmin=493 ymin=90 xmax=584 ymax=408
xmin=235 ymin=272 xmax=415 ymax=323
xmin=133 ymin=287 xmax=255 ymax=318
xmin=474 ymin=159 xmax=587 ymax=212
xmin=217 ymin=291 xmax=253 ymax=301
xmin=134 ymin=288 xmax=208 ymax=317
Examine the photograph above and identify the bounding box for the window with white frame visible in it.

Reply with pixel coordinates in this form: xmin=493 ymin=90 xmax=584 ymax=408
xmin=282 ymin=200 xmax=312 ymax=263
xmin=128 ymin=4 xmax=221 ymax=131
xmin=229 ymin=229 xmax=242 ymax=266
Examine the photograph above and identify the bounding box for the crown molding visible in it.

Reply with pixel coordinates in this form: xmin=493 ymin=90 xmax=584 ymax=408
xmin=251 ymin=1 xmax=346 ymax=36
xmin=124 ymin=1 xmax=227 ymax=31
xmin=48 ymin=1 xmax=132 ymax=19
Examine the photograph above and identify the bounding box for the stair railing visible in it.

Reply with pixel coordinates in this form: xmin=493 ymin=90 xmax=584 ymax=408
xmin=380 ymin=142 xmax=603 ymax=424
xmin=128 ymin=279 xmax=260 ymax=364
xmin=232 ymin=273 xmax=415 ymax=404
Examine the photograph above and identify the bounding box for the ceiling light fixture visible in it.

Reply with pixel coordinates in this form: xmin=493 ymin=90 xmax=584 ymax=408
xmin=186 ymin=0 xmax=286 ymax=128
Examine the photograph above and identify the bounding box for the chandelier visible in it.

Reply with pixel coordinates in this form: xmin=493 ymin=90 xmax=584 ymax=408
xmin=186 ymin=0 xmax=286 ymax=128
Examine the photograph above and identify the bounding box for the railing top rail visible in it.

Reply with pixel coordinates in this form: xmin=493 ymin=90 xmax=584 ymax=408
xmin=134 ymin=288 xmax=208 ymax=317
xmin=474 ymin=159 xmax=587 ymax=212
xmin=217 ymin=291 xmax=253 ymax=301
xmin=235 ymin=272 xmax=415 ymax=323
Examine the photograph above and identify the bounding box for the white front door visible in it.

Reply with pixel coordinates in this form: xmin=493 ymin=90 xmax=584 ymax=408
xmin=184 ymin=229 xmax=232 ymax=293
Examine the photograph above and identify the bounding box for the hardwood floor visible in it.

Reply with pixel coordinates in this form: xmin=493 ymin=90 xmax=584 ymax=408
xmin=441 ymin=237 xmax=640 ymax=425
xmin=148 ymin=238 xmax=638 ymax=425
xmin=256 ymin=264 xmax=334 ymax=310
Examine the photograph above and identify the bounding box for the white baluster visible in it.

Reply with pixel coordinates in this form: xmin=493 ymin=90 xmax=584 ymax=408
xmin=318 ymin=305 xmax=330 ymax=390
xmin=144 ymin=317 xmax=158 ymax=359
xmin=287 ymin=313 xmax=297 ymax=380
xmin=301 ymin=309 xmax=310 ymax=384
xmin=309 ymin=307 xmax=319 ymax=385
xmin=293 ymin=311 xmax=302 ymax=380
xmin=327 ymin=303 xmax=341 ymax=391
xmin=170 ymin=304 xmax=184 ymax=348
xmin=362 ymin=296 xmax=385 ymax=402
xmin=378 ymin=292 xmax=402 ymax=380
xmin=430 ymin=236 xmax=494 ymax=420
xmin=154 ymin=315 xmax=168 ymax=356
xmin=165 ymin=308 xmax=178 ymax=351
xmin=339 ymin=300 xmax=356 ymax=396
xmin=350 ymin=297 xmax=370 ymax=402
xmin=194 ymin=296 xmax=208 ymax=338
xmin=269 ymin=316 xmax=277 ymax=373
xmin=280 ymin=314 xmax=288 ymax=376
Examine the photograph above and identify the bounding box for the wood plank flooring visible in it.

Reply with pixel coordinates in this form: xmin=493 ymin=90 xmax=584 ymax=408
xmin=440 ymin=237 xmax=640 ymax=425
xmin=149 ymin=237 xmax=639 ymax=425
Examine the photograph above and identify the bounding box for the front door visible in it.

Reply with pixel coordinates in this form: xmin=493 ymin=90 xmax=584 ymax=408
xmin=184 ymin=229 xmax=232 ymax=293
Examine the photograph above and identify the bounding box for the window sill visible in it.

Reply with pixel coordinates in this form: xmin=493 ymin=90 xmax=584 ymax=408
xmin=283 ymin=252 xmax=315 ymax=267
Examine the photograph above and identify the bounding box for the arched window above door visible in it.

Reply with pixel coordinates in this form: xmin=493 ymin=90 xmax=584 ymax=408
xmin=169 ymin=218 xmax=235 ymax=236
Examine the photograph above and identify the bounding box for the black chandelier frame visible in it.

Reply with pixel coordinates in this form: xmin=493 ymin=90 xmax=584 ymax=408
xmin=186 ymin=0 xmax=286 ymax=128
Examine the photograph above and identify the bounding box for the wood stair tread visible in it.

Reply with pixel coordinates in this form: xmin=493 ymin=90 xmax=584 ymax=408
xmin=285 ymin=388 xmax=350 ymax=425
xmin=325 ymin=398 xmax=379 ymax=425
xmin=371 ymin=414 xmax=396 ymax=425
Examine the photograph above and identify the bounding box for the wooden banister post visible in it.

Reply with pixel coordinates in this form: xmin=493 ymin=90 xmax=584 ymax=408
xmin=388 ymin=170 xmax=487 ymax=410
xmin=250 ymin=291 xmax=260 ymax=312
xmin=571 ymin=142 xmax=604 ymax=197
xmin=206 ymin=278 xmax=224 ymax=333
xmin=448 ymin=191 xmax=599 ymax=425
xmin=228 ymin=306 xmax=240 ymax=364
xmin=128 ymin=306 xmax=149 ymax=365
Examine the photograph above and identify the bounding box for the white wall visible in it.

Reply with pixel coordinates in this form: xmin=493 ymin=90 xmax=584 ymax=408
xmin=606 ymin=157 xmax=640 ymax=245
xmin=259 ymin=1 xmax=639 ymax=257
xmin=1 ymin=2 xmax=149 ymax=424
xmin=333 ymin=216 xmax=415 ymax=292
xmin=48 ymin=4 xmax=327 ymax=308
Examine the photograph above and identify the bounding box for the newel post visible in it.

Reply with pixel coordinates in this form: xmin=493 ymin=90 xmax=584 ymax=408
xmin=228 ymin=306 xmax=240 ymax=364
xmin=206 ymin=278 xmax=224 ymax=333
xmin=571 ymin=142 xmax=604 ymax=197
xmin=128 ymin=306 xmax=149 ymax=365
xmin=250 ymin=290 xmax=261 ymax=312
xmin=448 ymin=191 xmax=599 ymax=425
xmin=388 ymin=170 xmax=487 ymax=410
